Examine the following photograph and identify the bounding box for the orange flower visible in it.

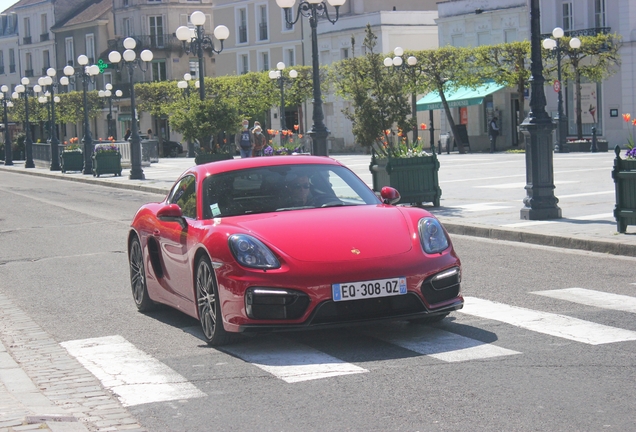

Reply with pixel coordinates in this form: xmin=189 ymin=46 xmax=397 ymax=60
xmin=633 ymin=119 xmax=636 ymax=126
xmin=417 ymin=136 xmax=422 ymax=141
xmin=623 ymin=113 xmax=631 ymax=122
xmin=420 ymin=123 xmax=427 ymax=130
xmin=384 ymin=129 xmax=390 ymax=135
xmin=298 ymin=134 xmax=303 ymax=138
xmin=293 ymin=124 xmax=299 ymax=131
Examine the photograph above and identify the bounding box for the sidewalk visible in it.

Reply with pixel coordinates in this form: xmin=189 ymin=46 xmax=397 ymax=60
xmin=0 ymin=151 xmax=635 ymax=430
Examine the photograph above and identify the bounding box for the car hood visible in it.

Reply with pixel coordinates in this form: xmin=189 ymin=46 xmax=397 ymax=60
xmin=228 ymin=205 xmax=413 ymax=262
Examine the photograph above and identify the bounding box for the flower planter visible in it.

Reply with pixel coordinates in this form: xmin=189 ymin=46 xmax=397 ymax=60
xmin=612 ymin=145 xmax=636 ymax=233
xmin=370 ymin=153 xmax=442 ymax=207
xmin=60 ymin=151 xmax=84 ymax=173
xmin=195 ymin=153 xmax=234 ymax=165
xmin=92 ymin=152 xmax=122 ymax=177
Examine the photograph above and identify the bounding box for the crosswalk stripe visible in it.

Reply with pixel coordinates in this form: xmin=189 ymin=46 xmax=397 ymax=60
xmin=365 ymin=326 xmax=520 ymax=362
xmin=459 ymin=297 xmax=636 ymax=345
xmin=222 ymin=336 xmax=368 ymax=383
xmin=61 ymin=335 xmax=206 ymax=406
xmin=532 ymin=288 xmax=636 ymax=314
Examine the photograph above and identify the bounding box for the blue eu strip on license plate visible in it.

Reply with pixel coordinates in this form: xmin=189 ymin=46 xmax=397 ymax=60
xmin=332 ymin=277 xmax=407 ymax=302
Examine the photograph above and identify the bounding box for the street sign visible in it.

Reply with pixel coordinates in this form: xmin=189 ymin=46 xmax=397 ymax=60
xmin=553 ymin=80 xmax=561 ymax=93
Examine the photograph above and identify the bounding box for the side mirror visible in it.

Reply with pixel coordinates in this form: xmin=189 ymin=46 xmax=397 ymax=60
xmin=380 ymin=187 xmax=401 ymax=205
xmin=157 ymin=204 xmax=187 ymax=229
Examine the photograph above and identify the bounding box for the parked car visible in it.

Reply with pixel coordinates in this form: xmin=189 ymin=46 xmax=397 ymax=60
xmin=135 ymin=134 xmax=183 ymax=157
xmin=127 ymin=156 xmax=463 ymax=346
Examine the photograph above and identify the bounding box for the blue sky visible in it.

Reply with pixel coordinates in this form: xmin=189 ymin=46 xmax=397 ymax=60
xmin=0 ymin=0 xmax=18 ymax=13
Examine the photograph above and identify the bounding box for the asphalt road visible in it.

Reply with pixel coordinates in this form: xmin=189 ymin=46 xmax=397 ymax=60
xmin=1 ymin=172 xmax=636 ymax=431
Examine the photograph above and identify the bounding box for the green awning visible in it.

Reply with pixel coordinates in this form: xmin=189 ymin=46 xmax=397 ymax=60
xmin=416 ymin=82 xmax=506 ymax=111
xmin=117 ymin=114 xmax=132 ymax=121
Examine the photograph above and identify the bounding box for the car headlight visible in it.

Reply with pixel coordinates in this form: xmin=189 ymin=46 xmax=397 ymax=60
xmin=418 ymin=217 xmax=449 ymax=254
xmin=229 ymin=234 xmax=280 ymax=269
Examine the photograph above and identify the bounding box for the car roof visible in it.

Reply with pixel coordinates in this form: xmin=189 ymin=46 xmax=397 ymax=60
xmin=183 ymin=155 xmax=345 ymax=179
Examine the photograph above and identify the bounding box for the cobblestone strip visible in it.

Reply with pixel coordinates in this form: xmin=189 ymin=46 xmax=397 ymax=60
xmin=0 ymin=292 xmax=146 ymax=432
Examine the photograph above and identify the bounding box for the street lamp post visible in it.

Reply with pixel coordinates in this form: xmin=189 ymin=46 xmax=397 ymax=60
xmin=277 ymin=0 xmax=346 ymax=156
xmin=543 ymin=28 xmax=581 ymax=154
xmin=175 ymin=12 xmax=229 ymax=101
xmin=14 ymin=77 xmax=39 ymax=168
xmin=64 ymin=55 xmax=100 ymax=175
xmin=519 ymin=0 xmax=561 ymax=221
xmin=269 ymin=62 xmax=297 ymax=133
xmin=99 ymin=84 xmax=123 ymax=140
xmin=384 ymin=47 xmax=426 ymax=147
xmin=0 ymin=85 xmax=13 ymax=165
xmin=177 ymin=73 xmax=196 ymax=157
xmin=38 ymin=68 xmax=65 ymax=171
xmin=109 ymin=37 xmax=153 ymax=180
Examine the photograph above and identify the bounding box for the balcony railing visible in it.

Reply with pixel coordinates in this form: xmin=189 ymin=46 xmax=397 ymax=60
xmin=238 ymin=25 xmax=247 ymax=43
xmin=23 ymin=36 xmax=31 ymax=44
xmin=541 ymin=27 xmax=611 ymax=39
xmin=106 ymin=34 xmax=181 ymax=54
xmin=40 ymin=33 xmax=49 ymax=42
xmin=25 ymin=69 xmax=33 ymax=77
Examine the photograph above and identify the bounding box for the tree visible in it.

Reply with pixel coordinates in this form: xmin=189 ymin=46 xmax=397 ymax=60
xmin=474 ymin=41 xmax=531 ymax=125
xmin=169 ymin=96 xmax=241 ymax=150
xmin=412 ymin=46 xmax=480 ymax=154
xmin=547 ymin=33 xmax=621 ymax=139
xmin=332 ymin=25 xmax=411 ymax=155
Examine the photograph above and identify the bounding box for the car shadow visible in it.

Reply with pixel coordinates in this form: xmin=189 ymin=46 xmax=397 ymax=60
xmin=143 ymin=308 xmax=504 ymax=364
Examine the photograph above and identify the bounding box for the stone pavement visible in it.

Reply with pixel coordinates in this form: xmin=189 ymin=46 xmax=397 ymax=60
xmin=0 ymin=150 xmax=635 ymax=430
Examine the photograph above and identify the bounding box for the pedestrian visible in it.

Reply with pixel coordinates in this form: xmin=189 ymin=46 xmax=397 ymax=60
xmin=235 ymin=119 xmax=253 ymax=158
xmin=147 ymin=128 xmax=152 ymax=139
xmin=489 ymin=116 xmax=499 ymax=153
xmin=124 ymin=128 xmax=132 ymax=141
xmin=252 ymin=126 xmax=266 ymax=157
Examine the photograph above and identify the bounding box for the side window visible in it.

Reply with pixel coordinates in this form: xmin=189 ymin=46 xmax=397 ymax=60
xmin=169 ymin=175 xmax=197 ymax=219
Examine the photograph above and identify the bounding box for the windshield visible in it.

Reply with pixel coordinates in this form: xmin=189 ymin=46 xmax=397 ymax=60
xmin=202 ymin=164 xmax=380 ymax=218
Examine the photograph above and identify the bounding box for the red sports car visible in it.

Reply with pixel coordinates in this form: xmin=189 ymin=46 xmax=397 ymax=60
xmin=128 ymin=156 xmax=462 ymax=346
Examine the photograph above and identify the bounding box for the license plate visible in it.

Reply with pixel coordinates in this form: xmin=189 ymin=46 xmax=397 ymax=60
xmin=332 ymin=277 xmax=407 ymax=302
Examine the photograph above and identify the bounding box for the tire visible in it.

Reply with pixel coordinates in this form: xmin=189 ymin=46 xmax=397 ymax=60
xmin=408 ymin=313 xmax=449 ymax=325
xmin=196 ymin=255 xmax=233 ymax=346
xmin=129 ymin=236 xmax=156 ymax=312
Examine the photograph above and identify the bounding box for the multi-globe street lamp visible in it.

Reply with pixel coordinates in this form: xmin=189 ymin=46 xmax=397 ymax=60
xmin=277 ymin=0 xmax=346 ymax=156
xmin=175 ymin=12 xmax=229 ymax=101
xmin=384 ymin=47 xmax=433 ymax=149
xmin=519 ymin=0 xmax=561 ymax=221
xmin=177 ymin=73 xmax=197 ymax=157
xmin=13 ymin=77 xmax=40 ymax=168
xmin=109 ymin=37 xmax=153 ymax=180
xmin=0 ymin=85 xmax=13 ymax=166
xmin=269 ymin=62 xmax=297 ymax=132
xmin=543 ymin=27 xmax=581 ymax=154
xmin=99 ymin=84 xmax=123 ymax=140
xmin=64 ymin=55 xmax=100 ymax=174
xmin=38 ymin=68 xmax=66 ymax=171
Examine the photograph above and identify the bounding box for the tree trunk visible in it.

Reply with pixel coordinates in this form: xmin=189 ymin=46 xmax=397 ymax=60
xmin=575 ymin=70 xmax=583 ymax=140
xmin=440 ymin=90 xmax=465 ymax=154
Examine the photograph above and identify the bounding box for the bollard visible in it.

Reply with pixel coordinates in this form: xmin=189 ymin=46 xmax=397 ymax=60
xmin=591 ymin=127 xmax=598 ymax=152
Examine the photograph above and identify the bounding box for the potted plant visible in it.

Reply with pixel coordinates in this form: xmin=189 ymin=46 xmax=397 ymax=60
xmin=612 ymin=114 xmax=636 ymax=233
xmin=370 ymin=130 xmax=441 ymax=207
xmin=60 ymin=138 xmax=84 ymax=173
xmin=194 ymin=145 xmax=234 ymax=165
xmin=92 ymin=143 xmax=122 ymax=177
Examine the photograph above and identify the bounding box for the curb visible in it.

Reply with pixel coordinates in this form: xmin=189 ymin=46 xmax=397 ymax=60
xmin=442 ymin=222 xmax=636 ymax=257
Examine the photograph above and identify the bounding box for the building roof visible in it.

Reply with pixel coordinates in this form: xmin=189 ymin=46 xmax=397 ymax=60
xmin=4 ymin=0 xmax=96 ymax=25
xmin=53 ymin=0 xmax=111 ymax=29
